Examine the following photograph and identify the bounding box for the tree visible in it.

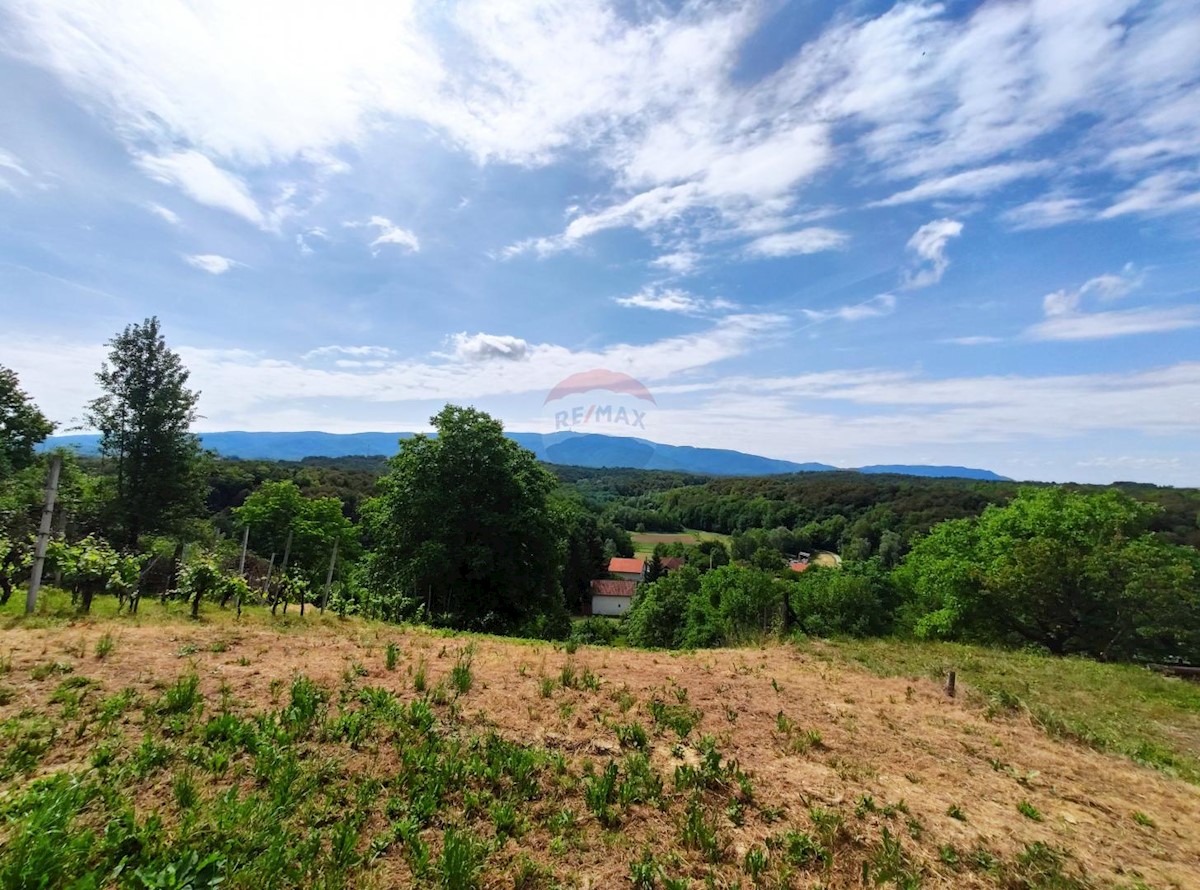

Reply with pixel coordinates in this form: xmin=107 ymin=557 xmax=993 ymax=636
xmin=0 ymin=366 xmax=54 ymax=478
xmin=789 ymin=559 xmax=896 ymax=637
xmin=364 ymin=405 xmax=566 ymax=633
xmin=626 ymin=566 xmax=701 ymax=648
xmin=897 ymin=487 xmax=1200 ymax=661
xmin=233 ymin=480 xmax=357 ymax=584
xmin=683 ymin=564 xmax=787 ymax=647
xmin=85 ymin=318 xmax=205 ymax=548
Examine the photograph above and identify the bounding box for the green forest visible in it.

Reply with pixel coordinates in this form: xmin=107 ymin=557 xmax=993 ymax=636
xmin=3 ymin=318 xmax=1199 ymax=665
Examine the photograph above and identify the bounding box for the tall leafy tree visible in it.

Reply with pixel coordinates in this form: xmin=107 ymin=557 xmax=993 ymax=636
xmin=0 ymin=365 xmax=54 ymax=478
xmin=85 ymin=317 xmax=205 ymax=548
xmin=364 ymin=405 xmax=565 ymax=633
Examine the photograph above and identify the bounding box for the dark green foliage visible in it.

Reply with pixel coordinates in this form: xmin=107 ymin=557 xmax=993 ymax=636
xmin=897 ymin=487 xmax=1200 ymax=661
xmin=626 ymin=567 xmax=700 ymax=648
xmin=233 ymin=480 xmax=357 ymax=585
xmin=0 ymin=365 xmax=54 ymax=478
xmin=364 ymin=406 xmax=566 ymax=633
xmin=789 ymin=559 xmax=896 ymax=637
xmin=85 ymin=317 xmax=205 ymax=548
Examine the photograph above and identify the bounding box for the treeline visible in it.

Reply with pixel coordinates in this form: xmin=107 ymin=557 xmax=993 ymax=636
xmin=2 ymin=317 xmax=1198 ymax=667
xmin=626 ymin=487 xmax=1200 ymax=664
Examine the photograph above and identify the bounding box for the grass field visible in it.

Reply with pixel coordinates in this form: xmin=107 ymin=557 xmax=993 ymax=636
xmin=631 ymin=529 xmax=731 ymax=557
xmin=1 ymin=591 xmax=1197 ymax=888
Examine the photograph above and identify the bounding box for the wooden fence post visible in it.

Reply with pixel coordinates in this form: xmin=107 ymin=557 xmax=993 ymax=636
xmin=945 ymin=670 xmax=956 ymax=698
xmin=25 ymin=455 xmax=63 ymax=615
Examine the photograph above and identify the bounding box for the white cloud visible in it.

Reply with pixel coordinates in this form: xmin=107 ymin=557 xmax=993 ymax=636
xmin=184 ymin=254 xmax=239 ymax=275
xmin=147 ymin=203 xmax=180 ymax=225
xmin=650 ymin=250 xmax=701 ymax=275
xmin=615 ymin=286 xmax=734 ymax=316
xmin=802 ymin=293 xmax=896 ymax=323
xmin=1028 ymin=266 xmax=1198 ymax=340
xmin=1027 ymin=306 xmax=1200 ymax=341
xmin=0 ymin=149 xmax=30 ymax=178
xmin=138 ymin=150 xmax=265 ymax=227
xmin=1099 ymin=170 xmax=1200 ymax=219
xmin=348 ymin=216 xmax=419 ymax=255
xmin=944 ymin=335 xmax=1003 ymax=345
xmin=448 ymin=332 xmax=531 ymax=362
xmin=1001 ymin=195 xmax=1091 ymax=230
xmin=873 ymin=162 xmax=1049 ymax=207
xmin=903 ymin=219 xmax=963 ymax=289
xmin=304 ymin=345 xmax=395 ymax=360
xmin=745 ymin=228 xmax=848 ymax=258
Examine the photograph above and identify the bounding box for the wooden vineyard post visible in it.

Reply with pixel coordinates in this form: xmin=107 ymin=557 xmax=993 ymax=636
xmin=321 ymin=540 xmax=339 ymax=615
xmin=236 ymin=526 xmax=249 ymax=619
xmin=945 ymin=670 xmax=956 ymax=698
xmin=25 ymin=454 xmax=63 ymax=615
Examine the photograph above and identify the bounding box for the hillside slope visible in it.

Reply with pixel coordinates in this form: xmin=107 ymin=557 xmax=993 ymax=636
xmin=1 ymin=613 xmax=1195 ymax=888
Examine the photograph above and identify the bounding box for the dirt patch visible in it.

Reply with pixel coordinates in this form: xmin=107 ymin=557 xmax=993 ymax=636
xmin=2 ymin=618 xmax=1198 ymax=888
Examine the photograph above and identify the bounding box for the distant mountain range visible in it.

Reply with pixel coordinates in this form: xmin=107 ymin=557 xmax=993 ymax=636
xmin=42 ymin=430 xmax=1010 ymax=481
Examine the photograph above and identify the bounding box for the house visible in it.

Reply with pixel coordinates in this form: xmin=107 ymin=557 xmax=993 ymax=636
xmin=788 ymin=559 xmax=810 ymax=573
xmin=608 ymin=557 xmax=646 ymax=582
xmin=659 ymin=557 xmax=686 ymax=573
xmin=590 ymin=579 xmax=637 ymax=616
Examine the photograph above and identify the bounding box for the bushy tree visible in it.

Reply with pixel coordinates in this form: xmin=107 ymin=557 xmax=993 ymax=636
xmin=233 ymin=480 xmax=357 ymax=581
xmin=683 ymin=564 xmax=788 ymax=647
xmin=626 ymin=566 xmax=701 ymax=648
xmin=363 ymin=405 xmax=565 ymax=633
xmin=789 ymin=560 xmax=895 ymax=638
xmin=0 ymin=366 xmax=54 ymax=478
xmin=553 ymin=495 xmax=607 ymax=613
xmin=85 ymin=318 xmax=205 ymax=548
xmin=897 ymin=487 xmax=1200 ymax=661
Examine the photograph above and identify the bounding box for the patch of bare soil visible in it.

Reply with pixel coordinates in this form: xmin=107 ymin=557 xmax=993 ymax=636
xmin=2 ymin=618 xmax=1197 ymax=889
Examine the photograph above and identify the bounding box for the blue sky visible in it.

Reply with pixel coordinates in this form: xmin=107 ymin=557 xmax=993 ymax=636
xmin=2 ymin=0 xmax=1199 ymax=484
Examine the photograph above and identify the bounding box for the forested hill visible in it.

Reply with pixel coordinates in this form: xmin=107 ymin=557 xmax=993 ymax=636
xmin=43 ymin=430 xmax=1008 ymax=481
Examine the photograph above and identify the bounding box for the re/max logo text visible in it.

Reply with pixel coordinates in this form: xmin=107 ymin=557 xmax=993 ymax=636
xmin=554 ymin=404 xmax=647 ymax=429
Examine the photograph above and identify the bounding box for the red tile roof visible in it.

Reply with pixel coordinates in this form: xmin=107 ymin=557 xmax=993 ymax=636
xmin=789 ymin=560 xmax=810 ymax=572
xmin=660 ymin=557 xmax=686 ymax=571
xmin=590 ymin=579 xmax=637 ymax=598
xmin=608 ymin=557 xmax=645 ymax=574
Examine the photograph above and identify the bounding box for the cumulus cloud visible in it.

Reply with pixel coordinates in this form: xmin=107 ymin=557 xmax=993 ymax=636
xmin=184 ymin=254 xmax=239 ymax=275
xmin=449 ymin=332 xmax=530 ymax=362
xmin=745 ymin=228 xmax=849 ymax=258
xmin=903 ymin=219 xmax=963 ymax=289
xmin=615 ymin=286 xmax=734 ymax=316
xmin=650 ymin=250 xmax=701 ymax=275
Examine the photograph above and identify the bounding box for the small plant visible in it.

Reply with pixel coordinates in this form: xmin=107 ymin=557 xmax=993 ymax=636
xmin=615 ymin=721 xmax=649 ymax=750
xmin=538 ymin=676 xmax=554 ymax=698
xmin=1131 ymin=810 xmax=1155 ymax=827
xmin=629 ymin=849 xmax=658 ymax=890
xmin=451 ymin=655 xmax=474 ymax=696
xmin=743 ymin=845 xmax=769 ymax=886
xmin=1017 ymin=799 xmax=1044 ymax=822
xmin=31 ymin=661 xmax=73 ymax=681
xmin=94 ymin=633 xmax=115 ymax=659
xmin=855 ymin=794 xmax=878 ymax=818
xmin=438 ymin=827 xmax=485 ymax=890
xmin=385 ymin=642 xmax=400 ymax=671
xmin=560 ymin=662 xmax=577 ymax=689
xmin=173 ymin=769 xmax=199 ymax=809
xmin=157 ymin=673 xmax=202 ymax=717
xmin=413 ymin=660 xmax=428 ymax=693
xmin=947 ymin=803 xmax=967 ymax=821
xmin=680 ymin=797 xmax=725 ymax=863
xmin=584 ymin=761 xmax=620 ymax=827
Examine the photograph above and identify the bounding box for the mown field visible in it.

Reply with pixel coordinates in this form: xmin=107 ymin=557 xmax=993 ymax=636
xmin=630 ymin=530 xmax=731 ymax=557
xmin=1 ymin=592 xmax=1198 ymax=889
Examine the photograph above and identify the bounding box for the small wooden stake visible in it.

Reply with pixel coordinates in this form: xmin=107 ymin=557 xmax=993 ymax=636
xmin=945 ymin=670 xmax=957 ymax=698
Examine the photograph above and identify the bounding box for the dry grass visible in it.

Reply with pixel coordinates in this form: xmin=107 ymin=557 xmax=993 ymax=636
xmin=1 ymin=606 xmax=1198 ymax=888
